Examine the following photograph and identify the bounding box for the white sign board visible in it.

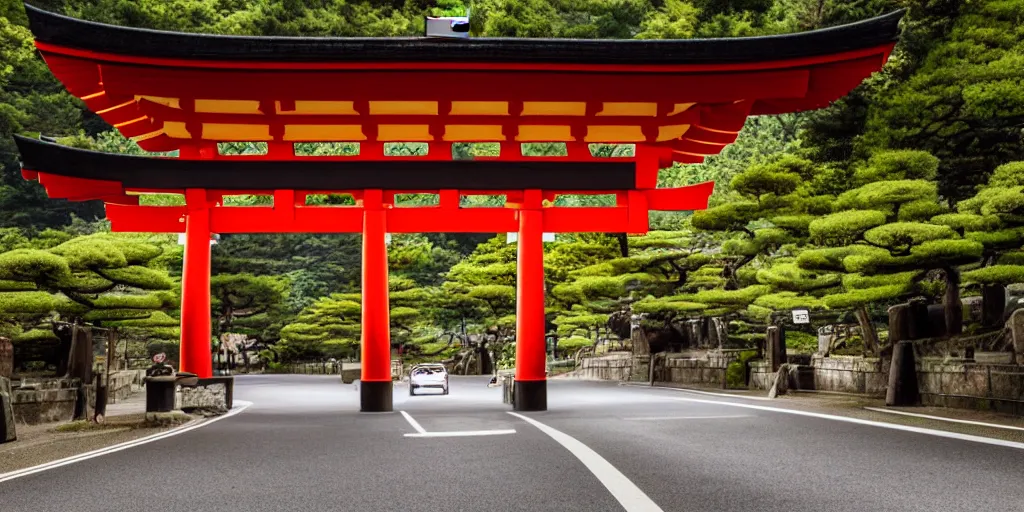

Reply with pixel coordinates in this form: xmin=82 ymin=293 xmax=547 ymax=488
xmin=791 ymin=309 xmax=810 ymax=324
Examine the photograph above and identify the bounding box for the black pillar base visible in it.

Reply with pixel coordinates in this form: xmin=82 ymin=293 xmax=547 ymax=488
xmin=513 ymin=380 xmax=547 ymax=411
xmin=144 ymin=377 xmax=177 ymax=413
xmin=360 ymin=380 xmax=393 ymax=412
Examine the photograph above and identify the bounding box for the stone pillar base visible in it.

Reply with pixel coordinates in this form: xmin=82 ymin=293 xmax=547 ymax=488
xmin=360 ymin=380 xmax=393 ymax=412
xmin=513 ymin=380 xmax=547 ymax=411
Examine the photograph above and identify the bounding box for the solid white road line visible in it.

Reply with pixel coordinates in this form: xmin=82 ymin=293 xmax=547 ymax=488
xmin=0 ymin=400 xmax=253 ymax=485
xmin=661 ymin=396 xmax=1024 ymax=450
xmin=509 ymin=412 xmax=664 ymax=512
xmin=622 ymin=383 xmax=772 ymax=401
xmin=621 ymin=415 xmax=752 ymax=421
xmin=405 ymin=429 xmax=517 ymax=438
xmin=863 ymin=407 xmax=1024 ymax=432
xmin=400 ymin=411 xmax=427 ymax=434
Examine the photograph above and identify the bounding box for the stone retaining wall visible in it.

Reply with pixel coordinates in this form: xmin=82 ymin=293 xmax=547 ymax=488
xmin=12 ymin=378 xmax=81 ymax=424
xmin=660 ymin=355 xmax=732 ymax=388
xmin=918 ymin=360 xmax=1024 ymax=415
xmin=108 ymin=370 xmax=146 ymax=401
xmin=747 ymin=354 xmax=1024 ymax=415
xmin=810 ymin=356 xmax=888 ymax=396
xmin=575 ymin=351 xmax=738 ymax=388
xmin=10 ymin=370 xmax=144 ymax=425
xmin=575 ymin=353 xmax=634 ymax=381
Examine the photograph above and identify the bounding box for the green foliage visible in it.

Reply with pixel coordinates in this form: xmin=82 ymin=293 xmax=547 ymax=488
xmin=931 ymin=213 xmax=999 ymax=233
xmin=836 ymin=180 xmax=937 ymax=212
xmin=862 ymin=222 xmax=957 ymax=252
xmin=632 ymin=296 xmax=706 ymax=315
xmin=753 ymin=292 xmax=824 ymax=310
xmin=854 ymin=150 xmax=939 ymax=183
xmin=988 ymin=162 xmax=1024 ymax=188
xmin=859 ymin=1 xmax=1024 ymax=201
xmin=823 ymin=284 xmax=909 ymax=309
xmin=556 ymin=335 xmax=594 ymax=356
xmin=809 ymin=210 xmax=887 ymax=245
xmin=785 ymin=331 xmax=818 ymax=354
xmin=725 ymin=350 xmax=758 ymax=389
xmin=962 ymin=265 xmax=1024 ymax=286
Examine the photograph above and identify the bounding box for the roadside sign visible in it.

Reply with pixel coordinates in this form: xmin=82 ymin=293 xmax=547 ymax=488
xmin=153 ymin=353 xmax=167 ymax=364
xmin=792 ymin=309 xmax=810 ymax=324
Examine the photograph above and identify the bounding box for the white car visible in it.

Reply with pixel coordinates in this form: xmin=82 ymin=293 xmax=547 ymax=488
xmin=409 ymin=364 xmax=449 ymax=396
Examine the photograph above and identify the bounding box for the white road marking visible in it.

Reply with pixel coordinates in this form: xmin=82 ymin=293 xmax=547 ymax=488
xmin=661 ymin=396 xmax=1024 ymax=450
xmin=405 ymin=429 xmax=517 ymax=438
xmin=509 ymin=412 xmax=664 ymax=512
xmin=622 ymin=383 xmax=773 ymax=401
xmin=400 ymin=411 xmax=427 ymax=434
xmin=621 ymin=415 xmax=752 ymax=421
xmin=863 ymin=407 xmax=1024 ymax=432
xmin=0 ymin=401 xmax=253 ymax=484
xmin=400 ymin=410 xmax=515 ymax=437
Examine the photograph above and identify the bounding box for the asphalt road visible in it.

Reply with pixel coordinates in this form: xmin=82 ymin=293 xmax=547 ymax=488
xmin=3 ymin=375 xmax=1024 ymax=511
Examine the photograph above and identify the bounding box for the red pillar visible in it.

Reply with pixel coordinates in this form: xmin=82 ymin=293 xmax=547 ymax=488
xmin=360 ymin=190 xmax=392 ymax=412
xmin=179 ymin=189 xmax=213 ymax=378
xmin=514 ymin=206 xmax=547 ymax=411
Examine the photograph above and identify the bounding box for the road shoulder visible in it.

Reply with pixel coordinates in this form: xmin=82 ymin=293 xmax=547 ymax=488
xmin=0 ymin=412 xmax=195 ymax=475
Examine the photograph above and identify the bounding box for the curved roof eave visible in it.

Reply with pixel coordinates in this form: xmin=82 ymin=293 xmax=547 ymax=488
xmin=24 ymin=3 xmax=904 ymax=65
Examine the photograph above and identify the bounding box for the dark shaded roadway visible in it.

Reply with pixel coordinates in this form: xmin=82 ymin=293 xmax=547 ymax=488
xmin=3 ymin=375 xmax=1024 ymax=511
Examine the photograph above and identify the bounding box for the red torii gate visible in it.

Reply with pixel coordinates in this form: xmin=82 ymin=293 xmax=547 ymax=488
xmin=14 ymin=4 xmax=902 ymax=412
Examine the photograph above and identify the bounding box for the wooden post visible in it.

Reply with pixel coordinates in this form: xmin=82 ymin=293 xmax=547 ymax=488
xmin=885 ymin=341 xmax=920 ymax=407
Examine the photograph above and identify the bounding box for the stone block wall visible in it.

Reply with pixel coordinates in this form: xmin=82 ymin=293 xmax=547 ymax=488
xmin=810 ymin=356 xmax=888 ymax=396
xmin=749 ymin=362 xmax=773 ymax=390
xmin=576 ymin=351 xmax=738 ymax=388
xmin=661 ymin=357 xmax=729 ymax=388
xmin=108 ymin=370 xmax=146 ymax=401
xmin=176 ymin=377 xmax=233 ymax=413
xmin=575 ymin=353 xmax=634 ymax=381
xmin=918 ymin=360 xmax=1024 ymax=415
xmin=12 ymin=378 xmax=82 ymax=425
xmin=749 ymin=362 xmax=815 ymax=392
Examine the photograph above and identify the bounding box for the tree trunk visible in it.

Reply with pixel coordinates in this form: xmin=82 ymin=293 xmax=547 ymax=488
xmin=766 ymin=325 xmax=786 ymax=372
xmin=615 ymin=233 xmax=629 ymax=257
xmin=982 ymin=284 xmax=1006 ymax=327
xmin=943 ymin=267 xmax=963 ymax=336
xmin=854 ymin=307 xmax=879 ymax=356
xmin=885 ymin=341 xmax=920 ymax=407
